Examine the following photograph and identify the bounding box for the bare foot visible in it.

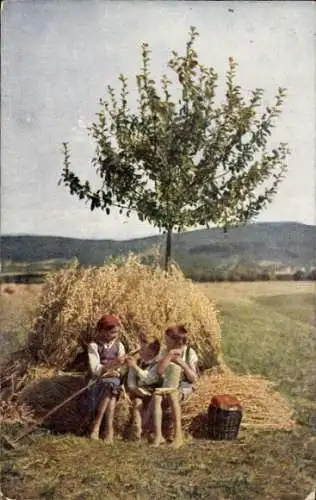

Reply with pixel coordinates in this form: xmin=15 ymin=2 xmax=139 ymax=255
xmin=103 ymin=438 xmax=114 ymax=446
xmin=150 ymin=436 xmax=166 ymax=447
xmin=128 ymin=432 xmax=141 ymax=441
xmin=90 ymin=430 xmax=99 ymax=440
xmin=102 ymin=434 xmax=114 ymax=445
xmin=133 ymin=424 xmax=142 ymax=441
xmin=171 ymin=437 xmax=183 ymax=449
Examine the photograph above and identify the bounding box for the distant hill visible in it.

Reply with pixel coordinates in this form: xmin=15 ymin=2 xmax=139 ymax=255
xmin=1 ymin=222 xmax=315 ymax=273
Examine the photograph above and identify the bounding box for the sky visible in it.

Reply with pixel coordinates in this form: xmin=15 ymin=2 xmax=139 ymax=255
xmin=1 ymin=0 xmax=315 ymax=240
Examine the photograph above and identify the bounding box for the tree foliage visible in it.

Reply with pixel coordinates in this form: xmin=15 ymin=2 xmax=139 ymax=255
xmin=60 ymin=26 xmax=290 ymax=269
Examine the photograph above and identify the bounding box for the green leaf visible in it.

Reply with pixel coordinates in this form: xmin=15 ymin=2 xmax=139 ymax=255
xmin=60 ymin=26 xmax=289 ymax=267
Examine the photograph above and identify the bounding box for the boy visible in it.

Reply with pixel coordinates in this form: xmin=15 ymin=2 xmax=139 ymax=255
xmin=87 ymin=314 xmax=126 ymax=443
xmin=151 ymin=325 xmax=199 ymax=447
xmin=126 ymin=338 xmax=161 ymax=439
xmin=157 ymin=325 xmax=199 ymax=401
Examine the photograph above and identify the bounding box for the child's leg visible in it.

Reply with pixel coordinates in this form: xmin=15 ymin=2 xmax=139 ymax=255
xmin=102 ymin=395 xmax=116 ymax=444
xmin=141 ymin=398 xmax=152 ymax=436
xmin=162 ymin=363 xmax=182 ymax=446
xmin=90 ymin=390 xmax=111 ymax=439
xmin=162 ymin=362 xmax=182 ymax=389
xmin=149 ymin=363 xmax=182 ymax=447
xmin=151 ymin=394 xmax=164 ymax=447
xmin=168 ymin=392 xmax=183 ymax=448
xmin=132 ymin=397 xmax=143 ymax=440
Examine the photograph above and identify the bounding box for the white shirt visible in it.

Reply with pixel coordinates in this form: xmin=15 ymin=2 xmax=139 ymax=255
xmin=88 ymin=340 xmax=125 ymax=377
xmin=157 ymin=345 xmax=199 ymax=374
xmin=127 ymin=360 xmax=160 ymax=389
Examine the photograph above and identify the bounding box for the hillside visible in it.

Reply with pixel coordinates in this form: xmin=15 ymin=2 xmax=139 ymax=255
xmin=1 ymin=222 xmax=315 ymax=272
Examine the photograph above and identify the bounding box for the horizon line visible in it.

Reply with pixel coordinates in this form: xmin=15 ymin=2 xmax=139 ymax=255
xmin=1 ymin=221 xmax=314 ymax=242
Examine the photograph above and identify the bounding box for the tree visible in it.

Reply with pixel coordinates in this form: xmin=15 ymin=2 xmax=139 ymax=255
xmin=293 ymin=269 xmax=306 ymax=281
xmin=60 ymin=26 xmax=290 ymax=271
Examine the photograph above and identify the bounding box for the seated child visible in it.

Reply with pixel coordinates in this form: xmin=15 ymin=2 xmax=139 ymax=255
xmin=126 ymin=337 xmax=161 ymax=439
xmin=87 ymin=314 xmax=126 ymax=443
xmin=157 ymin=324 xmax=199 ymax=402
xmin=150 ymin=325 xmax=199 ymax=447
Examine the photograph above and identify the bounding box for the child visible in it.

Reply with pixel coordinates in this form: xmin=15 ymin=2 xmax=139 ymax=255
xmin=87 ymin=314 xmax=126 ymax=443
xmin=150 ymin=325 xmax=199 ymax=447
xmin=157 ymin=324 xmax=199 ymax=401
xmin=126 ymin=337 xmax=161 ymax=439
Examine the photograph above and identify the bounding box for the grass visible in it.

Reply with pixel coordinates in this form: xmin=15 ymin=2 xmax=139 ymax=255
xmin=1 ymin=430 xmax=315 ymax=500
xmin=1 ymin=281 xmax=316 ymax=499
xmin=200 ymin=282 xmax=316 ymax=399
xmin=0 ymin=284 xmax=41 ymax=360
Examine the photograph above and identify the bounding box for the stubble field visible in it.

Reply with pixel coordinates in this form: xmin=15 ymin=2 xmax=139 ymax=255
xmin=1 ymin=281 xmax=315 ymax=499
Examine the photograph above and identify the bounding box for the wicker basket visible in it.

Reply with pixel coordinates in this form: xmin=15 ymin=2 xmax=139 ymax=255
xmin=208 ymin=394 xmax=242 ymax=441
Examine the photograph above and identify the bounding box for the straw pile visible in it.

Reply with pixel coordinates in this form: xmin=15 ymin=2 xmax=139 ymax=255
xmin=182 ymin=373 xmax=296 ymax=436
xmin=24 ymin=255 xmax=223 ymax=373
xmin=18 ymin=373 xmax=131 ymax=437
xmin=2 ymin=370 xmax=295 ymax=437
xmin=0 ymin=400 xmax=35 ymax=425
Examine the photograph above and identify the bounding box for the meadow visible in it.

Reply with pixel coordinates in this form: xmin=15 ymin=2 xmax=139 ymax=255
xmin=1 ymin=281 xmax=315 ymax=499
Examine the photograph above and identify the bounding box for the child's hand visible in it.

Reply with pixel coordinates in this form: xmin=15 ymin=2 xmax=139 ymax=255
xmin=168 ymin=349 xmax=182 ymax=362
xmin=117 ymin=356 xmax=126 ymax=365
xmin=171 ymin=356 xmax=185 ymax=367
xmin=125 ymin=356 xmax=137 ymax=369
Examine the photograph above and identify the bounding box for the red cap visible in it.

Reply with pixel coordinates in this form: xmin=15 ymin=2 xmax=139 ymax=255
xmin=96 ymin=314 xmax=120 ymax=331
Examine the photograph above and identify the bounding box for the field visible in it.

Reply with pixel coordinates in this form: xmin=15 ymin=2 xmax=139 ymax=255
xmin=1 ymin=281 xmax=316 ymax=499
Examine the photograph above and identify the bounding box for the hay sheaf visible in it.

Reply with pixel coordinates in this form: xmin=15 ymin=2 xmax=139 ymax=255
xmin=182 ymin=373 xmax=296 ymax=437
xmin=26 ymin=256 xmax=223 ymax=372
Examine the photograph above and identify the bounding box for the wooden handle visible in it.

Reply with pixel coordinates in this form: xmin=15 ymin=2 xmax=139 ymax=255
xmin=9 ymin=348 xmax=141 ymax=446
xmin=12 ymin=380 xmax=95 ymax=444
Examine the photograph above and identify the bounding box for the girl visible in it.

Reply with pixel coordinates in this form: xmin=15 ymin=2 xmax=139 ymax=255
xmin=87 ymin=314 xmax=126 ymax=443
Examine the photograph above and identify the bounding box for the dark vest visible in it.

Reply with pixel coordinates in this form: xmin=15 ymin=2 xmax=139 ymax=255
xmin=97 ymin=342 xmax=119 ymax=365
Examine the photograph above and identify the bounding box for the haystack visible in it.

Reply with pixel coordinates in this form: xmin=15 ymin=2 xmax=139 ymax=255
xmin=0 ymin=255 xmax=224 ymax=433
xmin=182 ymin=373 xmax=296 ymax=437
xmin=0 ymin=256 xmax=296 ymax=437
xmin=21 ymin=255 xmax=223 ymax=375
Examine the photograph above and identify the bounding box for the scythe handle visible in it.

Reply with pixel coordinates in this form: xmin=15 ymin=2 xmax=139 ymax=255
xmin=10 ymin=346 xmax=141 ymax=444
xmin=12 ymin=379 xmax=95 ymax=444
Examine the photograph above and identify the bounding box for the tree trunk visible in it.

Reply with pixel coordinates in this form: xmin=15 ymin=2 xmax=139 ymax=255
xmin=164 ymin=227 xmax=172 ymax=272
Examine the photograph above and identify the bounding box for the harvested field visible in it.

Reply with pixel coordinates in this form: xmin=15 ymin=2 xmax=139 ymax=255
xmin=1 ymin=280 xmax=315 ymax=500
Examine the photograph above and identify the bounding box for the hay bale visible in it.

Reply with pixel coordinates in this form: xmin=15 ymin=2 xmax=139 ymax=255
xmin=26 ymin=256 xmax=223 ymax=372
xmin=182 ymin=373 xmax=296 ymax=437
